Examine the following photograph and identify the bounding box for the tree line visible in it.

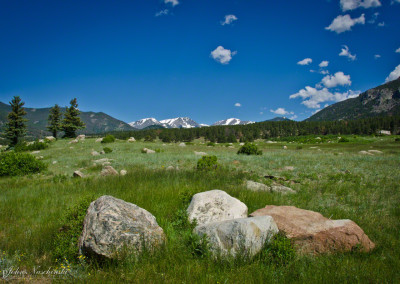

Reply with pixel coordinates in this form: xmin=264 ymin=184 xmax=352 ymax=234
xmin=107 ymin=115 xmax=400 ymax=143
xmin=3 ymin=96 xmax=85 ymax=146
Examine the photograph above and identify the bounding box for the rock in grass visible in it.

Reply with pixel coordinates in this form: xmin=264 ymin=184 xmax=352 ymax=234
xmin=246 ymin=180 xmax=271 ymax=192
xmin=73 ymin=170 xmax=85 ymax=178
xmin=120 ymin=170 xmax=127 ymax=176
xmin=79 ymin=195 xmax=166 ymax=259
xmin=77 ymin=134 xmax=85 ymax=140
xmin=368 ymin=150 xmax=383 ymax=154
xmin=283 ymin=145 xmax=288 ymax=149
xmin=187 ymin=190 xmax=248 ymax=226
xmin=95 ymin=138 xmax=103 ymax=142
xmin=250 ymin=205 xmax=375 ymax=255
xmin=194 ymin=151 xmax=207 ymax=156
xmin=127 ymin=137 xmax=136 ymax=142
xmin=179 ymin=143 xmax=186 ymax=147
xmin=142 ymin=148 xmax=155 ymax=154
xmin=91 ymin=151 xmax=100 ymax=156
xmin=194 ymin=216 xmax=278 ymax=258
xmin=101 ymin=165 xmax=119 ymax=176
xmin=271 ymin=184 xmax=296 ymax=194
xmin=359 ymin=151 xmax=374 ymax=156
xmin=45 ymin=136 xmax=56 ymax=141
xmin=69 ymin=139 xmax=79 ymax=144
xmin=93 ymin=158 xmax=113 ymax=165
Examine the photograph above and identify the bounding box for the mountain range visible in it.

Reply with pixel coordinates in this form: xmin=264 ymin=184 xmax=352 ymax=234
xmin=307 ymin=77 xmax=400 ymax=121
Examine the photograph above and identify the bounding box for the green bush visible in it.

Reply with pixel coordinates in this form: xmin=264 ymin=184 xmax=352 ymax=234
xmin=296 ymin=146 xmax=303 ymax=150
xmin=197 ymin=155 xmax=218 ymax=171
xmin=338 ymin=137 xmax=350 ymax=143
xmin=101 ymin=135 xmax=115 ymax=144
xmin=103 ymin=147 xmax=112 ymax=154
xmin=0 ymin=152 xmax=47 ymax=176
xmin=13 ymin=141 xmax=49 ymax=152
xmin=53 ymin=196 xmax=94 ymax=262
xmin=395 ymin=138 xmax=400 ymax=142
xmin=237 ymin=143 xmax=262 ymax=155
xmin=260 ymin=233 xmax=295 ymax=266
xmin=206 ymin=142 xmax=215 ymax=147
xmin=185 ymin=232 xmax=210 ymax=258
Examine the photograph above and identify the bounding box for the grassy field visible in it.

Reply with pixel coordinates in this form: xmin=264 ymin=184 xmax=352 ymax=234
xmin=0 ymin=136 xmax=399 ymax=282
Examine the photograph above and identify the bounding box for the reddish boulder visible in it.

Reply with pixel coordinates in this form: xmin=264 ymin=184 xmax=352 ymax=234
xmin=250 ymin=205 xmax=375 ymax=255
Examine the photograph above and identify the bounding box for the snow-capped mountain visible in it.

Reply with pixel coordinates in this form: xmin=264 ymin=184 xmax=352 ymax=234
xmin=128 ymin=118 xmax=163 ymax=129
xmin=212 ymin=118 xmax=255 ymax=126
xmin=160 ymin=117 xmax=200 ymax=128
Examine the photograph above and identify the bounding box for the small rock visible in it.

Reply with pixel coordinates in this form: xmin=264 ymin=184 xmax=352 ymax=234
xmin=266 ymin=141 xmax=276 ymax=144
xmin=283 ymin=166 xmax=295 ymax=171
xmin=359 ymin=151 xmax=374 ymax=156
xmin=120 ymin=170 xmax=127 ymax=176
xmin=36 ymin=156 xmax=44 ymax=160
xmin=246 ymin=180 xmax=271 ymax=192
xmin=239 ymin=142 xmax=245 ymax=146
xmin=187 ymin=190 xmax=248 ymax=226
xmin=101 ymin=166 xmax=119 ymax=176
xmin=52 ymin=161 xmax=57 ymax=164
xmin=77 ymin=134 xmax=85 ymax=140
xmin=93 ymin=158 xmax=113 ymax=164
xmin=143 ymin=148 xmax=155 ymax=154
xmin=95 ymin=138 xmax=103 ymax=142
xmin=31 ymin=151 xmax=40 ymax=154
xmin=368 ymin=150 xmax=383 ymax=154
xmin=194 ymin=151 xmax=207 ymax=156
xmin=179 ymin=143 xmax=186 ymax=147
xmin=166 ymin=166 xmax=175 ymax=171
xmin=100 ymin=151 xmax=105 ymax=155
xmin=69 ymin=147 xmax=74 ymax=149
xmin=102 ymin=162 xmax=111 ymax=166
xmin=127 ymin=137 xmax=136 ymax=142
xmin=283 ymin=146 xmax=287 ymax=149
xmin=38 ymin=139 xmax=44 ymax=143
xmin=45 ymin=136 xmax=56 ymax=141
xmin=271 ymin=184 xmax=295 ymax=194
xmin=69 ymin=139 xmax=79 ymax=144
xmin=73 ymin=171 xmax=85 ymax=178
xmin=91 ymin=151 xmax=100 ymax=156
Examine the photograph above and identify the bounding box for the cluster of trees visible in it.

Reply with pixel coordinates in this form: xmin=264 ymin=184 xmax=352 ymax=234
xmin=3 ymin=96 xmax=85 ymax=146
xmin=108 ymin=115 xmax=400 ymax=143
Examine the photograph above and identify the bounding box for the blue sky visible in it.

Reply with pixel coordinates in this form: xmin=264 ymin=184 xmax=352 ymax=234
xmin=0 ymin=0 xmax=399 ymax=124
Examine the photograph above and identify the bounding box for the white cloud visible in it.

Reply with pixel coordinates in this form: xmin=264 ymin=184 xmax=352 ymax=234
xmin=325 ymin=14 xmax=365 ymax=33
xmin=259 ymin=112 xmax=264 ymax=115
xmin=234 ymin=103 xmax=241 ymax=107
xmin=340 ymin=0 xmax=381 ymax=11
xmin=297 ymin=58 xmax=312 ymax=65
xmin=221 ymin=15 xmax=238 ymax=26
xmin=290 ymin=86 xmax=359 ymax=109
xmin=319 ymin=61 xmax=329 ymax=68
xmin=385 ymin=64 xmax=400 ymax=82
xmin=396 ymin=47 xmax=400 ymax=53
xmin=321 ymin=72 xmax=352 ymax=88
xmin=339 ymin=45 xmax=356 ymax=61
xmin=289 ymin=115 xmax=298 ymax=120
xmin=320 ymin=70 xmax=330 ymax=75
xmin=392 ymin=0 xmax=400 ymax=4
xmin=374 ymin=54 xmax=381 ymax=59
xmin=270 ymin=108 xmax=294 ymax=116
xmin=210 ymin=46 xmax=236 ymax=64
xmin=165 ymin=0 xmax=179 ymax=6
xmin=368 ymin=12 xmax=379 ymax=24
xmin=155 ymin=9 xmax=169 ymax=17
xmin=377 ymin=22 xmax=385 ymax=27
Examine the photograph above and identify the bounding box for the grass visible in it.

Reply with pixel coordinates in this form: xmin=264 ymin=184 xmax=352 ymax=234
xmin=0 ymin=135 xmax=399 ymax=282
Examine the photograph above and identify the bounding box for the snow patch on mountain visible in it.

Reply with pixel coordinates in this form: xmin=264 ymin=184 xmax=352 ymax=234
xmin=212 ymin=118 xmax=255 ymax=126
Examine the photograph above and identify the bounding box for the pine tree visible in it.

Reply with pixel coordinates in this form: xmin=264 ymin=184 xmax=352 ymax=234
xmin=47 ymin=104 xmax=62 ymax=138
xmin=5 ymin=96 xmax=28 ymax=146
xmin=61 ymin=98 xmax=85 ymax=138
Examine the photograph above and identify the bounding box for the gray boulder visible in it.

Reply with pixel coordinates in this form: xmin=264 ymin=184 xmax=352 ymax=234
xmin=79 ymin=196 xmax=165 ymax=259
xmin=271 ymin=184 xmax=296 ymax=194
xmin=194 ymin=216 xmax=278 ymax=257
xmin=91 ymin=151 xmax=100 ymax=156
xmin=187 ymin=190 xmax=248 ymax=226
xmin=246 ymin=180 xmax=271 ymax=192
xmin=73 ymin=170 xmax=85 ymax=178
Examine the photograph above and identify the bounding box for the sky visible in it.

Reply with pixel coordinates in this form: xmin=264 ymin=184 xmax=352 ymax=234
xmin=0 ymin=0 xmax=399 ymax=125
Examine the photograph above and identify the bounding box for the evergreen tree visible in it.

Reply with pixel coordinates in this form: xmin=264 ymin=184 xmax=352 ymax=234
xmin=47 ymin=104 xmax=62 ymax=138
xmin=61 ymin=98 xmax=85 ymax=138
xmin=5 ymin=96 xmax=27 ymax=146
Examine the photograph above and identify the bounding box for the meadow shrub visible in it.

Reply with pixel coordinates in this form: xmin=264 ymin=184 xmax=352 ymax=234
xmin=395 ymin=138 xmax=400 ymax=142
xmin=197 ymin=155 xmax=218 ymax=171
xmin=103 ymin=147 xmax=112 ymax=154
xmin=206 ymin=142 xmax=215 ymax=147
xmin=237 ymin=143 xmax=262 ymax=155
xmin=101 ymin=135 xmax=115 ymax=144
xmin=14 ymin=141 xmax=49 ymax=152
xmin=338 ymin=137 xmax=350 ymax=143
xmin=186 ymin=233 xmax=210 ymax=258
xmin=260 ymin=233 xmax=295 ymax=266
xmin=0 ymin=152 xmax=47 ymax=176
xmin=53 ymin=196 xmax=94 ymax=262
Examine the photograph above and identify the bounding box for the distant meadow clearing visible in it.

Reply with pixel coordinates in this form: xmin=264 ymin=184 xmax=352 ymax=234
xmin=0 ymin=136 xmax=399 ymax=282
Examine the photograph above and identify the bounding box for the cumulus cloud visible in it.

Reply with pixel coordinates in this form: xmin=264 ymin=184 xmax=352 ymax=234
xmin=340 ymin=0 xmax=381 ymax=11
xmin=325 ymin=14 xmax=365 ymax=33
xmin=234 ymin=103 xmax=241 ymax=107
xmin=221 ymin=15 xmax=238 ymax=26
xmin=210 ymin=46 xmax=237 ymax=64
xmin=321 ymin=72 xmax=352 ymax=88
xmin=319 ymin=61 xmax=329 ymax=68
xmin=270 ymin=108 xmax=294 ymax=116
xmin=377 ymin=22 xmax=385 ymax=27
xmin=165 ymin=0 xmax=179 ymax=6
xmin=396 ymin=47 xmax=400 ymax=53
xmin=289 ymin=115 xmax=298 ymax=120
xmin=385 ymin=64 xmax=400 ymax=82
xmin=290 ymin=86 xmax=359 ymax=109
xmin=297 ymin=58 xmax=312 ymax=65
xmin=339 ymin=45 xmax=356 ymax=61
xmin=374 ymin=54 xmax=381 ymax=59
xmin=155 ymin=9 xmax=169 ymax=17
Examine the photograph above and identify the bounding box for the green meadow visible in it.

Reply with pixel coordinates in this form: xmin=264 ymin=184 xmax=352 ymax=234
xmin=0 ymin=136 xmax=399 ymax=283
